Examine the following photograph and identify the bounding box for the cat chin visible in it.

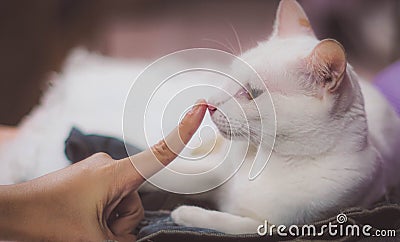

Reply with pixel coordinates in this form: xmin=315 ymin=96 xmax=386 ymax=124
xmin=218 ymin=130 xmax=238 ymax=142
xmin=217 ymin=129 xmax=261 ymax=147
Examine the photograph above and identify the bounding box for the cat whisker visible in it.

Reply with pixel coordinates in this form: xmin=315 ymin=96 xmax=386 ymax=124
xmin=235 ymin=124 xmax=263 ymax=145
xmin=229 ymin=23 xmax=243 ymax=55
xmin=247 ymin=125 xmax=270 ymax=142
xmin=202 ymin=38 xmax=236 ymax=55
xmin=224 ymin=37 xmax=238 ymax=56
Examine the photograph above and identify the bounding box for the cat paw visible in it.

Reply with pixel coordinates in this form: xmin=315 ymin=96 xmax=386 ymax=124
xmin=171 ymin=205 xmax=204 ymax=227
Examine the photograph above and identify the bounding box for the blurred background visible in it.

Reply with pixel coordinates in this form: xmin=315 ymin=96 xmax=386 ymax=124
xmin=1 ymin=0 xmax=399 ymax=125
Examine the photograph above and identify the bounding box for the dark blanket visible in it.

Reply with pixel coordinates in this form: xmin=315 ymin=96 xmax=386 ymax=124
xmin=65 ymin=127 xmax=141 ymax=162
xmin=136 ymin=205 xmax=400 ymax=242
xmin=64 ymin=128 xmax=400 ymax=241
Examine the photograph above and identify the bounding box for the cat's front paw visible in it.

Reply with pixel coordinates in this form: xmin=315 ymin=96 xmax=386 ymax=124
xmin=171 ymin=205 xmax=204 ymax=227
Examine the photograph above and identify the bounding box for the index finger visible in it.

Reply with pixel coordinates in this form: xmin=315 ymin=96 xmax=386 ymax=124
xmin=118 ymin=99 xmax=207 ymax=187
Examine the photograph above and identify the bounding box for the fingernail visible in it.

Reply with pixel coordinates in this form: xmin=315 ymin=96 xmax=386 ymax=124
xmin=188 ymin=99 xmax=205 ymax=114
xmin=194 ymin=99 xmax=206 ymax=106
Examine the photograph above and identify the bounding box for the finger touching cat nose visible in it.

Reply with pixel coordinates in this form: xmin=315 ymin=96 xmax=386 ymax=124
xmin=116 ymin=99 xmax=207 ymax=189
xmin=208 ymin=104 xmax=217 ymax=116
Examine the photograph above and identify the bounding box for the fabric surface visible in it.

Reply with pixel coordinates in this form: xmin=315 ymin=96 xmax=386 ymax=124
xmin=136 ymin=204 xmax=400 ymax=242
xmin=64 ymin=129 xmax=400 ymax=241
xmin=64 ymin=127 xmax=142 ymax=162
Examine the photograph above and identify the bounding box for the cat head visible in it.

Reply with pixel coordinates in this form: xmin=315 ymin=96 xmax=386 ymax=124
xmin=208 ymin=0 xmax=365 ymax=155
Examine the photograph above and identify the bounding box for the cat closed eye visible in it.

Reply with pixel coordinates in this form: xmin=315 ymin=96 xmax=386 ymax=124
xmin=235 ymin=84 xmax=263 ymax=100
xmin=249 ymin=87 xmax=263 ymax=99
xmin=235 ymin=88 xmax=253 ymax=100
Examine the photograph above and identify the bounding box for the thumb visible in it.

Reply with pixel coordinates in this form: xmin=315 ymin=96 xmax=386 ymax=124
xmin=116 ymin=99 xmax=207 ymax=190
xmin=108 ymin=192 xmax=143 ymax=240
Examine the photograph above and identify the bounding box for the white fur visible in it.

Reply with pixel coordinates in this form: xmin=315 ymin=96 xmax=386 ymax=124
xmin=0 ymin=49 xmax=223 ymax=184
xmin=0 ymin=0 xmax=398 ymax=235
xmin=171 ymin=0 xmax=400 ymax=234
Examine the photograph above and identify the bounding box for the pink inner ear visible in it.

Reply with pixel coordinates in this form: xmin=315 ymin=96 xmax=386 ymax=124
xmin=274 ymin=0 xmax=315 ymax=38
xmin=307 ymin=39 xmax=347 ymax=92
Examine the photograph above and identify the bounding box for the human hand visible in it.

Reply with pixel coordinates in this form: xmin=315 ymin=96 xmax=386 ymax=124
xmin=0 ymin=100 xmax=207 ymax=242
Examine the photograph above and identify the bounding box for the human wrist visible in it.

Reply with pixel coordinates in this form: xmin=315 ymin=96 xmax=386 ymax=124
xmin=0 ymin=183 xmax=40 ymax=241
xmin=0 ymin=176 xmax=103 ymax=241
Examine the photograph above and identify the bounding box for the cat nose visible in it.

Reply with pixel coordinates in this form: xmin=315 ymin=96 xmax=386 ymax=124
xmin=208 ymin=105 xmax=217 ymax=116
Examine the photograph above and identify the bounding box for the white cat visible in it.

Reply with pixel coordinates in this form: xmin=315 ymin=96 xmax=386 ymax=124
xmin=170 ymin=0 xmax=400 ymax=234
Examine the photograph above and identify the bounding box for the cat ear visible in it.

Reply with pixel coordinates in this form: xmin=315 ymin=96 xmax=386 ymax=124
xmin=307 ymin=39 xmax=347 ymax=93
xmin=273 ymin=0 xmax=316 ymax=38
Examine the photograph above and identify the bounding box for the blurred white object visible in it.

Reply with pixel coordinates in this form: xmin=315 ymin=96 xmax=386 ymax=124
xmin=0 ymin=49 xmax=221 ymax=184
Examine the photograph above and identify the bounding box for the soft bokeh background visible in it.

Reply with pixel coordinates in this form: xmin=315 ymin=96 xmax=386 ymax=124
xmin=1 ymin=0 xmax=399 ymax=125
